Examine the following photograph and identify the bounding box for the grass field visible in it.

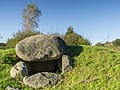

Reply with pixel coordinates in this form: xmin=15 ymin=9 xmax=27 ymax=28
xmin=0 ymin=45 xmax=120 ymax=90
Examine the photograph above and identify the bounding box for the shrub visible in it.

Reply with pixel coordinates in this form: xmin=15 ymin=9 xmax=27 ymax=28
xmin=6 ymin=30 xmax=41 ymax=48
xmin=64 ymin=32 xmax=80 ymax=46
xmin=112 ymin=39 xmax=120 ymax=47
xmin=0 ymin=43 xmax=6 ymax=49
xmin=95 ymin=42 xmax=104 ymax=46
xmin=64 ymin=26 xmax=91 ymax=46
xmin=78 ymin=36 xmax=91 ymax=45
xmin=47 ymin=31 xmax=64 ymax=39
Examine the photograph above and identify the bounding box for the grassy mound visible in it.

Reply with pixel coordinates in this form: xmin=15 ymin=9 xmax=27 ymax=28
xmin=0 ymin=46 xmax=120 ymax=90
xmin=0 ymin=49 xmax=33 ymax=90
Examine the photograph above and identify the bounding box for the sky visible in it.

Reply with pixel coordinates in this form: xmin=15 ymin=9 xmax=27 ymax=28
xmin=0 ymin=0 xmax=120 ymax=45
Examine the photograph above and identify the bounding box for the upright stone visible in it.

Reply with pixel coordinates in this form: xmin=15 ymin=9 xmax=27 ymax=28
xmin=10 ymin=61 xmax=28 ymax=82
xmin=57 ymin=55 xmax=73 ymax=73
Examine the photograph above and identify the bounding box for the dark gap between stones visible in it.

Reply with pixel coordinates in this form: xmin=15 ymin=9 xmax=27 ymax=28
xmin=16 ymin=56 xmax=62 ymax=76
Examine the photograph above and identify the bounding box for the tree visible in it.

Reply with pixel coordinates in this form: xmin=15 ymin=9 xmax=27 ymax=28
xmin=64 ymin=26 xmax=91 ymax=46
xmin=65 ymin=26 xmax=74 ymax=35
xmin=6 ymin=3 xmax=41 ymax=48
xmin=23 ymin=3 xmax=41 ymax=31
xmin=0 ymin=34 xmax=2 ymax=39
xmin=0 ymin=34 xmax=6 ymax=49
xmin=95 ymin=42 xmax=104 ymax=46
xmin=6 ymin=30 xmax=41 ymax=48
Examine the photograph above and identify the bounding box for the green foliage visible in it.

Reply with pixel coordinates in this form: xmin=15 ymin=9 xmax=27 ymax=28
xmin=64 ymin=26 xmax=91 ymax=46
xmin=45 ymin=45 xmax=120 ymax=90
xmin=78 ymin=36 xmax=91 ymax=45
xmin=47 ymin=31 xmax=64 ymax=39
xmin=23 ymin=3 xmax=41 ymax=31
xmin=0 ymin=46 xmax=120 ymax=90
xmin=96 ymin=40 xmax=120 ymax=51
xmin=6 ymin=30 xmax=41 ymax=48
xmin=0 ymin=49 xmax=33 ymax=90
xmin=0 ymin=34 xmax=5 ymax=49
xmin=0 ymin=43 xmax=6 ymax=49
xmin=6 ymin=3 xmax=41 ymax=49
xmin=95 ymin=42 xmax=104 ymax=46
xmin=65 ymin=26 xmax=74 ymax=35
xmin=72 ymin=46 xmax=120 ymax=90
xmin=64 ymin=32 xmax=80 ymax=46
xmin=112 ymin=39 xmax=120 ymax=47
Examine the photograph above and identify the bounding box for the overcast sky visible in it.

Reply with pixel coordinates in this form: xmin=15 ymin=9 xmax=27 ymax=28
xmin=0 ymin=0 xmax=120 ymax=45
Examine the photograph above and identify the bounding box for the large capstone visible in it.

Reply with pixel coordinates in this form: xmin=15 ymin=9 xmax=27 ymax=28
xmin=16 ymin=35 xmax=66 ymax=61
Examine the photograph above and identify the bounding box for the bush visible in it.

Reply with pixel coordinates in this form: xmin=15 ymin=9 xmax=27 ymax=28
xmin=47 ymin=31 xmax=64 ymax=39
xmin=112 ymin=39 xmax=120 ymax=47
xmin=64 ymin=33 xmax=80 ymax=46
xmin=6 ymin=30 xmax=41 ymax=48
xmin=78 ymin=36 xmax=91 ymax=45
xmin=64 ymin=26 xmax=91 ymax=46
xmin=0 ymin=43 xmax=6 ymax=49
xmin=95 ymin=42 xmax=104 ymax=46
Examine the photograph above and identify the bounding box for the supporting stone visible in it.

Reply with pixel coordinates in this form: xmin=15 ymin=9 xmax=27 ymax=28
xmin=57 ymin=55 xmax=73 ymax=73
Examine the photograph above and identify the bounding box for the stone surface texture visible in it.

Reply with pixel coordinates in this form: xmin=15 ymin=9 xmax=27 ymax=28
xmin=23 ymin=72 xmax=62 ymax=88
xmin=57 ymin=55 xmax=73 ymax=73
xmin=16 ymin=35 xmax=66 ymax=61
xmin=10 ymin=61 xmax=28 ymax=81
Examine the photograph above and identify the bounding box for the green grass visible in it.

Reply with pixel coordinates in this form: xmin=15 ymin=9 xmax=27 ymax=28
xmin=0 ymin=49 xmax=33 ymax=90
xmin=0 ymin=46 xmax=120 ymax=90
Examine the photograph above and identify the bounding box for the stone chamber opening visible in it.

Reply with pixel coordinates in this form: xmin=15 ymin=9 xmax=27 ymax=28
xmin=17 ymin=56 xmax=62 ymax=76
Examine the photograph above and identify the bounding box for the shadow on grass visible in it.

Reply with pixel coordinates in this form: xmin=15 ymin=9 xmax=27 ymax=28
xmin=67 ymin=45 xmax=83 ymax=58
xmin=66 ymin=46 xmax=83 ymax=67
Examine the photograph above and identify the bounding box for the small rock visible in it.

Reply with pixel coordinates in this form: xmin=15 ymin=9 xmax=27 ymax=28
xmin=23 ymin=72 xmax=62 ymax=88
xmin=10 ymin=61 xmax=28 ymax=82
xmin=41 ymin=72 xmax=62 ymax=85
xmin=5 ymin=86 xmax=21 ymax=90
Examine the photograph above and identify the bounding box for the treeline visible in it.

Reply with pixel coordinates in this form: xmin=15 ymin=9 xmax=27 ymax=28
xmin=0 ymin=3 xmax=91 ymax=49
xmin=0 ymin=26 xmax=91 ymax=49
xmin=95 ymin=39 xmax=120 ymax=50
xmin=2 ymin=3 xmax=120 ymax=50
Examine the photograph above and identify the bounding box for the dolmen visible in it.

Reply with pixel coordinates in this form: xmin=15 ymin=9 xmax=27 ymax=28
xmin=10 ymin=34 xmax=73 ymax=88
